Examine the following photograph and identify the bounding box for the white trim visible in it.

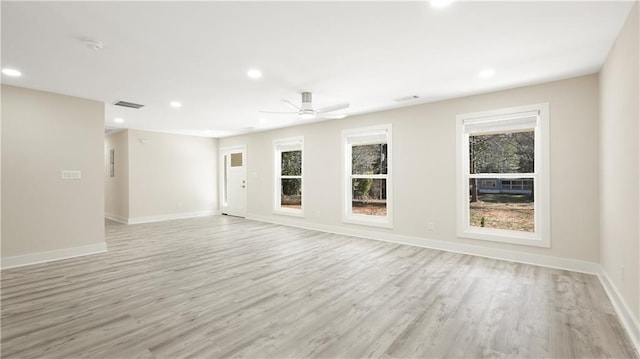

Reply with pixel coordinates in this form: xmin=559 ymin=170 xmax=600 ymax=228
xmin=105 ymin=212 xmax=128 ymax=224
xmin=246 ymin=214 xmax=598 ymax=274
xmin=342 ymin=124 xmax=393 ymax=228
xmin=1 ymin=243 xmax=108 ymax=269
xmin=456 ymin=103 xmax=550 ymax=248
xmin=273 ymin=136 xmax=304 ymax=217
xmin=597 ymin=266 xmax=640 ymax=354
xmin=219 ymin=145 xmax=248 ymax=218
xmin=127 ymin=210 xmax=217 ymax=224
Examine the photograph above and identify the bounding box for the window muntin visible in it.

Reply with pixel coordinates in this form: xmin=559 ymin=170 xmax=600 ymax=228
xmin=343 ymin=125 xmax=392 ymax=227
xmin=230 ymin=152 xmax=243 ymax=167
xmin=274 ymin=138 xmax=303 ymax=216
xmin=457 ymin=104 xmax=549 ymax=247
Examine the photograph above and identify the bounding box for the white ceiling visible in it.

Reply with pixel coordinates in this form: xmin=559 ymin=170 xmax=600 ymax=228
xmin=1 ymin=1 xmax=634 ymax=138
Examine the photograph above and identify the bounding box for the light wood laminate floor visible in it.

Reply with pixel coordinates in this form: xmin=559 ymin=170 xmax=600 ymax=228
xmin=1 ymin=216 xmax=637 ymax=358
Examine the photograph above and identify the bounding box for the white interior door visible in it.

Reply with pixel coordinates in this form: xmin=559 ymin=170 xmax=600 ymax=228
xmin=220 ymin=146 xmax=247 ymax=217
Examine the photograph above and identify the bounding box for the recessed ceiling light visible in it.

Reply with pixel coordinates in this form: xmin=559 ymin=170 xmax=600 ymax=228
xmin=479 ymin=68 xmax=496 ymax=78
xmin=114 ymin=118 xmax=124 ymax=123
xmin=430 ymin=0 xmax=454 ymax=8
xmin=247 ymin=69 xmax=262 ymax=79
xmin=170 ymin=101 xmax=182 ymax=108
xmin=259 ymin=118 xmax=267 ymax=124
xmin=2 ymin=68 xmax=22 ymax=77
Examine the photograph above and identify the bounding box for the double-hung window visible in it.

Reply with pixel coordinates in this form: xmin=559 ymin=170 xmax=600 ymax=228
xmin=274 ymin=137 xmax=304 ymax=216
xmin=343 ymin=125 xmax=392 ymax=227
xmin=456 ymin=103 xmax=549 ymax=247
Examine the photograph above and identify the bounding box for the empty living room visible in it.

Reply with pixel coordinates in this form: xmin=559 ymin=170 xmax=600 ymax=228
xmin=1 ymin=1 xmax=639 ymax=358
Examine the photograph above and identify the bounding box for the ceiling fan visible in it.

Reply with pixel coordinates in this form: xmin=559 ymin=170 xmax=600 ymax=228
xmin=260 ymin=92 xmax=349 ymax=120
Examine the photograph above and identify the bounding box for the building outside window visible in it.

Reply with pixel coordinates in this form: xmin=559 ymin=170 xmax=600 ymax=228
xmin=456 ymin=103 xmax=549 ymax=247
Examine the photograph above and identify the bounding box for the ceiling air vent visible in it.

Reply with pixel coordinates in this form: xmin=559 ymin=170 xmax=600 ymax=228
xmin=113 ymin=100 xmax=144 ymax=109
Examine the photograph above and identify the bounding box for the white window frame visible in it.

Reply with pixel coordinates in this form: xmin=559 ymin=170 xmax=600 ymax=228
xmin=274 ymin=137 xmax=304 ymax=217
xmin=456 ymin=103 xmax=550 ymax=248
xmin=342 ymin=124 xmax=393 ymax=228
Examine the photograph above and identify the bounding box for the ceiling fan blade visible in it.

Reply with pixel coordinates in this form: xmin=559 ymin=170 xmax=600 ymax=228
xmin=259 ymin=110 xmax=298 ymax=114
xmin=281 ymin=99 xmax=300 ymax=110
xmin=317 ymin=113 xmax=347 ymax=120
xmin=316 ymin=103 xmax=350 ymax=114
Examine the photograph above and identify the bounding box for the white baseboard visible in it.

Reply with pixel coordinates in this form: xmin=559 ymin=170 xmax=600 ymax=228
xmin=246 ymin=214 xmax=600 ymax=274
xmin=105 ymin=212 xmax=128 ymax=224
xmin=127 ymin=210 xmax=218 ymax=224
xmin=1 ymin=242 xmax=108 ymax=269
xmin=598 ymin=267 xmax=640 ymax=354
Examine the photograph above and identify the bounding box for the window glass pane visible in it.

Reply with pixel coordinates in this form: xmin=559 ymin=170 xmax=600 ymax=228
xmin=223 ymin=156 xmax=228 ymax=204
xmin=352 ymin=144 xmax=387 ymax=175
xmin=281 ymin=178 xmax=302 ymax=209
xmin=469 ymin=178 xmax=534 ymax=232
xmin=351 ymin=178 xmax=386 ymax=216
xmin=281 ymin=150 xmax=302 ymax=176
xmin=469 ymin=131 xmax=534 ymax=174
xmin=230 ymin=152 xmax=243 ymax=167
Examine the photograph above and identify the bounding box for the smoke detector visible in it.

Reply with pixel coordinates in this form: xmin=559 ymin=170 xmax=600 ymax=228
xmin=82 ymin=39 xmax=103 ymax=51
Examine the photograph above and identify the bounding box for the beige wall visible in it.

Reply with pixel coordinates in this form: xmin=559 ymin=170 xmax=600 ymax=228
xmin=104 ymin=130 xmax=129 ymax=220
xmin=219 ymin=74 xmax=601 ymax=263
xmin=127 ymin=129 xmax=217 ymax=220
xmin=1 ymin=85 xmax=105 ymax=257
xmin=599 ymin=3 xmax=639 ymax=322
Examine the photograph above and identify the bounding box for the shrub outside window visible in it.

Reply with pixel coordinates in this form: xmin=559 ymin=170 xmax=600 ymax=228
xmin=343 ymin=125 xmax=392 ymax=228
xmin=274 ymin=137 xmax=303 ymax=216
xmin=456 ymin=104 xmax=550 ymax=247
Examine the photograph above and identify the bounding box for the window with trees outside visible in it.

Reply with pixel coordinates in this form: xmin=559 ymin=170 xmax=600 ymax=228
xmin=343 ymin=125 xmax=392 ymax=228
xmin=274 ymin=137 xmax=303 ymax=216
xmin=456 ymin=103 xmax=550 ymax=247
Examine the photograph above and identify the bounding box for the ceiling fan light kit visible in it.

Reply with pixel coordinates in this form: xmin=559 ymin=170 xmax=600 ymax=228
xmin=260 ymin=91 xmax=350 ymax=121
xmin=299 ymin=111 xmax=316 ymax=120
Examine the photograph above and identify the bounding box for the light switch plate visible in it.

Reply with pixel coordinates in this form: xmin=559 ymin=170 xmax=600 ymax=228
xmin=61 ymin=170 xmax=82 ymax=180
